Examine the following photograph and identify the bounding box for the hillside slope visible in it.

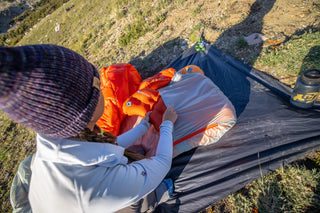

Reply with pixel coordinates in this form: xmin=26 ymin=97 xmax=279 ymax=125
xmin=18 ymin=0 xmax=320 ymax=80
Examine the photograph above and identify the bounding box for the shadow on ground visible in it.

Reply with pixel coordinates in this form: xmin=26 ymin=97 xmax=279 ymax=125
xmin=213 ymin=0 xmax=276 ymax=65
xmin=129 ymin=38 xmax=188 ymax=79
xmin=300 ymin=46 xmax=320 ymax=75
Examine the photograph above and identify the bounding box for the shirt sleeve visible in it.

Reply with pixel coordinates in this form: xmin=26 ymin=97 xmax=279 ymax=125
xmin=127 ymin=120 xmax=174 ymax=203
xmin=116 ymin=119 xmax=150 ymax=148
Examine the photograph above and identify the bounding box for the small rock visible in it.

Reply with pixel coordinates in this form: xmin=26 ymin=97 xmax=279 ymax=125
xmin=173 ymin=46 xmax=178 ymax=53
xmin=181 ymin=45 xmax=188 ymax=50
xmin=181 ymin=40 xmax=188 ymax=45
xmin=55 ymin=23 xmax=60 ymax=32
xmin=245 ymin=33 xmax=268 ymax=45
xmin=65 ymin=5 xmax=75 ymax=12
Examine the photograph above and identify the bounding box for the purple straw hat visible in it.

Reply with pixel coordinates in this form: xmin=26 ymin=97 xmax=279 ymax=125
xmin=0 ymin=44 xmax=100 ymax=138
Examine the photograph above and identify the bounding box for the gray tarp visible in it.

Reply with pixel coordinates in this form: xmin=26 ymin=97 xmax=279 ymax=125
xmin=155 ymin=44 xmax=320 ymax=213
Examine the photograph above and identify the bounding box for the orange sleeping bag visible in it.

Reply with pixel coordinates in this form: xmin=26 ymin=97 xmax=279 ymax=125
xmin=96 ymin=63 xmax=141 ymax=136
xmin=122 ymin=68 xmax=175 ymax=115
xmin=97 ymin=64 xmax=175 ymax=135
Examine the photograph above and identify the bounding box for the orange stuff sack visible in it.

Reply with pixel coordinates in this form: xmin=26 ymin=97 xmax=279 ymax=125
xmin=96 ymin=63 xmax=142 ymax=136
xmin=123 ymin=88 xmax=161 ymax=117
xmin=178 ymin=65 xmax=204 ymax=75
xmin=138 ymin=68 xmax=175 ymax=90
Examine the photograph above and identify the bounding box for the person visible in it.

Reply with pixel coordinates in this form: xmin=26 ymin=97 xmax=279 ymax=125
xmin=0 ymin=44 xmax=178 ymax=213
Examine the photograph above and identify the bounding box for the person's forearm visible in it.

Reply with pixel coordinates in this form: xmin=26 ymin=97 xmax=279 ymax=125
xmin=155 ymin=120 xmax=173 ymax=160
xmin=130 ymin=120 xmax=174 ymax=201
xmin=116 ymin=120 xmax=150 ymax=148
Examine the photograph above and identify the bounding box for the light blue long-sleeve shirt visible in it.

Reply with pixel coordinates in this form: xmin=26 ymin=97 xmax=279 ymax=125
xmin=29 ymin=120 xmax=173 ymax=213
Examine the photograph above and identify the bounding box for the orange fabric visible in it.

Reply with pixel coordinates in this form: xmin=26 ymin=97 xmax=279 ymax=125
xmin=149 ymin=97 xmax=167 ymax=131
xmin=97 ymin=65 xmax=175 ymax=135
xmin=173 ymin=123 xmax=219 ymax=146
xmin=139 ymin=68 xmax=175 ymax=90
xmin=122 ymin=68 xmax=175 ymax=122
xmin=123 ymin=88 xmax=160 ymax=117
xmin=96 ymin=63 xmax=142 ymax=136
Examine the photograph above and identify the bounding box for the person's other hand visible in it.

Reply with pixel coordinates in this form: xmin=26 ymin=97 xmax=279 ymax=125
xmin=163 ymin=107 xmax=178 ymax=124
xmin=143 ymin=111 xmax=152 ymax=123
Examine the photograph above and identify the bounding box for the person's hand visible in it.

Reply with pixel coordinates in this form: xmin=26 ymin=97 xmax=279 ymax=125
xmin=163 ymin=107 xmax=178 ymax=124
xmin=143 ymin=111 xmax=152 ymax=123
